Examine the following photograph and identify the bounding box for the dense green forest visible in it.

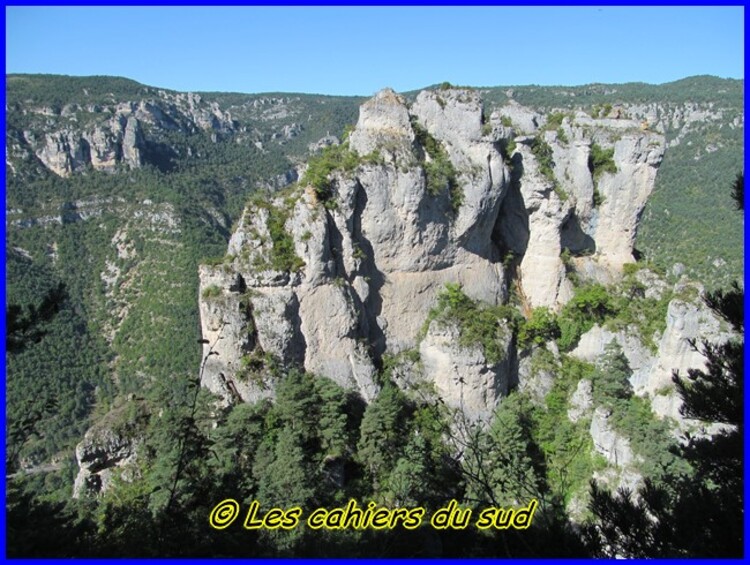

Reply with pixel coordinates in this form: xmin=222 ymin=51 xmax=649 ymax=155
xmin=5 ymin=74 xmax=743 ymax=557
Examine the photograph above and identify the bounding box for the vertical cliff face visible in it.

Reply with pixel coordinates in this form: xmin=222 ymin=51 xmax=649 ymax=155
xmin=8 ymin=91 xmax=236 ymax=178
xmin=198 ymin=88 xmax=665 ymax=419
xmin=21 ymin=112 xmax=146 ymax=177
xmin=348 ymin=89 xmax=511 ymax=353
xmin=495 ymin=113 xmax=665 ymax=309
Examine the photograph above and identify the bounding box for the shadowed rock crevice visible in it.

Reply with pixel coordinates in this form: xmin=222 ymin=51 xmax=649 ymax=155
xmin=492 ymin=154 xmax=529 ymax=261
xmin=561 ymin=213 xmax=596 ymax=256
xmin=324 ymin=208 xmax=347 ymax=280
xmin=284 ymin=292 xmax=306 ymax=367
xmin=351 ymin=180 xmax=387 ymax=364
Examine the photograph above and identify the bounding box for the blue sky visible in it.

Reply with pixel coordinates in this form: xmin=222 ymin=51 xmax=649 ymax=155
xmin=5 ymin=6 xmax=744 ymax=96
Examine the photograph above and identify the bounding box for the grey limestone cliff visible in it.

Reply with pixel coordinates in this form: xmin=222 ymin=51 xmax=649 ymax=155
xmin=197 ymin=87 xmax=666 ymax=420
xmin=571 ymin=279 xmax=731 ymax=426
xmin=8 ymin=90 xmax=236 ymax=177
xmin=72 ymin=401 xmax=145 ymax=498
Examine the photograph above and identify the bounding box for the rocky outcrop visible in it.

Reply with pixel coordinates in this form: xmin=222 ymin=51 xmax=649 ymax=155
xmin=589 ymin=406 xmax=644 ymax=496
xmin=174 ymin=91 xmax=235 ymax=133
xmin=516 ymin=346 xmax=556 ymax=403
xmin=498 ymin=134 xmax=574 ymax=309
xmin=591 ymin=134 xmax=664 ymax=270
xmin=571 ymin=282 xmax=730 ymax=424
xmin=572 ymin=326 xmax=653 ymax=391
xmin=197 ymin=88 xmax=667 ymax=413
xmin=419 ymin=319 xmax=513 ymax=422
xmin=568 ymin=379 xmax=594 ymax=422
xmin=36 ymin=131 xmax=90 ymax=177
xmin=9 ymin=89 xmax=235 ymax=178
xmin=72 ymin=401 xmax=145 ymax=498
xmin=647 ymin=297 xmax=724 ymax=391
xmin=590 ymin=406 xmax=637 ymax=468
xmin=495 ymin=101 xmax=541 ymax=134
xmin=495 ymin=114 xmax=664 ymax=309
xmin=199 ymin=88 xmax=512 ymax=406
xmin=646 ymin=295 xmax=729 ymax=421
xmin=28 ymin=113 xmax=145 ymax=177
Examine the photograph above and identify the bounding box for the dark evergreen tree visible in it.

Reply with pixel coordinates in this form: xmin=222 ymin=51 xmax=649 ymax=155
xmin=6 ymin=282 xmax=67 ymax=354
xmin=585 ymin=173 xmax=744 ymax=558
xmin=356 ymin=383 xmax=411 ymax=489
xmin=591 ymin=340 xmax=634 ymax=405
xmin=462 ymin=393 xmax=547 ymax=507
xmin=731 ymin=172 xmax=743 ymax=210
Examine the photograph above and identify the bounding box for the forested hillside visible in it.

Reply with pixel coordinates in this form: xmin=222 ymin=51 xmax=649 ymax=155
xmin=6 ymin=74 xmax=362 ymax=463
xmin=5 ymin=74 xmax=743 ymax=557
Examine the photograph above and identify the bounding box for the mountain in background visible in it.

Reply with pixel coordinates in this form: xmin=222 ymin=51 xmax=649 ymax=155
xmin=4 ymin=74 xmax=743 ymax=557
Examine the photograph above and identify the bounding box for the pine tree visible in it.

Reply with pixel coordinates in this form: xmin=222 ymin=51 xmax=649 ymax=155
xmin=585 ymin=173 xmax=744 ymax=557
xmin=257 ymin=426 xmax=318 ymax=508
xmin=591 ymin=340 xmax=633 ymax=406
xmin=464 ymin=393 xmax=548 ymax=507
xmin=356 ymin=384 xmax=411 ymax=487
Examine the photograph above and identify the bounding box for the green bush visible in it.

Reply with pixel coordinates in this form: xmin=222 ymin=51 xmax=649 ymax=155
xmin=592 ymin=187 xmax=604 ymax=207
xmin=422 ymin=283 xmax=520 ymax=364
xmin=530 ymin=136 xmax=555 ymax=181
xmin=560 ymin=249 xmax=581 ymax=288
xmin=622 ymin=262 xmax=641 ymax=277
xmin=557 ymin=284 xmax=617 ymax=351
xmin=530 ymin=137 xmax=564 ymax=199
xmin=202 ymin=255 xmax=231 ymax=267
xmin=607 ymin=277 xmax=672 ymax=352
xmin=567 ymin=283 xmax=616 ymax=319
xmin=433 ymin=282 xmax=473 ymax=315
xmin=588 ymin=143 xmax=617 ymax=181
xmin=411 ymin=118 xmax=440 ymax=159
xmin=518 ymin=307 xmax=560 ymax=348
xmin=361 ymin=149 xmax=384 ymax=166
xmin=250 ymin=202 xmax=305 ymax=273
xmin=554 ymin=185 xmax=569 ymax=201
xmin=501 ymin=138 xmax=517 ymax=165
xmin=352 ymin=243 xmax=367 ymax=261
xmin=557 ymin=316 xmax=590 ymax=352
xmin=201 ymin=284 xmax=222 ymax=299
xmin=546 ymin=112 xmax=566 ymax=130
xmin=590 ymin=103 xmax=613 ymax=118
xmin=237 ymin=350 xmax=281 ymax=386
xmin=267 ymin=206 xmax=304 ymax=272
xmin=530 ymin=355 xmax=597 ymax=501
xmin=340 ymin=124 xmax=355 ymax=142
xmin=423 ymin=157 xmax=457 ymax=197
xmin=411 ymin=117 xmax=463 ymax=213
xmin=301 ymin=142 xmax=360 ymax=205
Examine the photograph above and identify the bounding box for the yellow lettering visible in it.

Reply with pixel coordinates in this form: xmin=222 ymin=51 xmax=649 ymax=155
xmin=307 ymin=508 xmax=327 ymax=530
xmin=242 ymin=501 xmax=264 ymax=530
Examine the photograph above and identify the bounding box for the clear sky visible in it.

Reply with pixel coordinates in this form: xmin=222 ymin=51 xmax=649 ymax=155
xmin=5 ymin=6 xmax=745 ymax=96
